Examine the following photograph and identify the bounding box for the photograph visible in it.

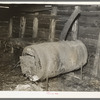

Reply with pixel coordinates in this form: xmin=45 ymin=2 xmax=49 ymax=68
xmin=0 ymin=0 xmax=100 ymax=98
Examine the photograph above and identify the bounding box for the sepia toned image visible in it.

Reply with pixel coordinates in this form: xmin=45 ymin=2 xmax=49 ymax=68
xmin=0 ymin=3 xmax=100 ymax=92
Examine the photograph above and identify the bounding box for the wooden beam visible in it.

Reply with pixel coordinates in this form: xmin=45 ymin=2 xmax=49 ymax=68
xmin=92 ymin=32 xmax=100 ymax=78
xmin=71 ymin=6 xmax=80 ymax=40
xmin=32 ymin=13 xmax=39 ymax=38
xmin=15 ymin=5 xmax=52 ymax=13
xmin=48 ymin=6 xmax=57 ymax=41
xmin=8 ymin=18 xmax=13 ymax=38
xmin=60 ymin=6 xmax=81 ymax=40
xmin=19 ymin=16 xmax=26 ymax=38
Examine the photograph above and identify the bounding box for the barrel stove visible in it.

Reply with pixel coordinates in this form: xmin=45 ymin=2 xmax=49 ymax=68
xmin=20 ymin=40 xmax=88 ymax=81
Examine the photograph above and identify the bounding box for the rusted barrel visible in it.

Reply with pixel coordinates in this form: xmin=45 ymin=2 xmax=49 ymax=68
xmin=20 ymin=40 xmax=88 ymax=81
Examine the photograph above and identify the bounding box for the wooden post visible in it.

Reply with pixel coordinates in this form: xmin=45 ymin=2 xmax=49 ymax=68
xmin=49 ymin=6 xmax=57 ymax=42
xmin=71 ymin=6 xmax=80 ymax=40
xmin=9 ymin=18 xmax=13 ymax=38
xmin=19 ymin=16 xmax=26 ymax=38
xmin=60 ymin=6 xmax=81 ymax=41
xmin=93 ymin=32 xmax=100 ymax=78
xmin=11 ymin=46 xmax=14 ymax=54
xmin=32 ymin=13 xmax=39 ymax=38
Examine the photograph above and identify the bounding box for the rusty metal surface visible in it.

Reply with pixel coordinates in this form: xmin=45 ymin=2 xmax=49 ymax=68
xmin=20 ymin=40 xmax=88 ymax=81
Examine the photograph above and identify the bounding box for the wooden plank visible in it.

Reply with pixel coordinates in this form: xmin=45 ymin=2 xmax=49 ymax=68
xmin=79 ymin=26 xmax=99 ymax=36
xmin=24 ymin=14 xmax=58 ymax=20
xmin=57 ymin=16 xmax=69 ymax=21
xmin=19 ymin=16 xmax=26 ymax=38
xmin=0 ymin=21 xmax=8 ymax=25
xmin=38 ymin=28 xmax=49 ymax=38
xmin=0 ymin=34 xmax=8 ymax=38
xmin=24 ymin=27 xmax=33 ymax=37
xmin=25 ymin=20 xmax=33 ymax=27
xmin=0 ymin=26 xmax=8 ymax=28
xmin=24 ymin=34 xmax=32 ymax=38
xmin=55 ymin=30 xmax=62 ymax=35
xmin=38 ymin=23 xmax=49 ymax=29
xmin=60 ymin=6 xmax=81 ymax=40
xmin=39 ymin=19 xmax=50 ymax=26
xmin=32 ymin=13 xmax=39 ymax=38
xmin=24 ymin=14 xmax=68 ymax=21
xmin=8 ymin=18 xmax=13 ymax=38
xmin=79 ymin=21 xmax=98 ymax=27
xmin=57 ymin=10 xmax=100 ymax=17
xmin=56 ymin=20 xmax=66 ymax=25
xmin=39 ymin=10 xmax=51 ymax=14
xmin=56 ymin=24 xmax=64 ymax=31
xmin=38 ymin=19 xmax=50 ymax=24
xmin=0 ymin=26 xmax=8 ymax=35
xmin=48 ymin=6 xmax=57 ymax=41
xmin=79 ymin=37 xmax=97 ymax=46
xmin=78 ymin=33 xmax=98 ymax=40
xmin=57 ymin=5 xmax=74 ymax=10
xmin=92 ymin=32 xmax=100 ymax=78
xmin=39 ymin=28 xmax=49 ymax=32
xmin=79 ymin=16 xmax=100 ymax=27
xmin=80 ymin=5 xmax=98 ymax=11
xmin=38 ymin=31 xmax=49 ymax=39
xmin=82 ymin=11 xmax=100 ymax=17
xmin=57 ymin=10 xmax=72 ymax=16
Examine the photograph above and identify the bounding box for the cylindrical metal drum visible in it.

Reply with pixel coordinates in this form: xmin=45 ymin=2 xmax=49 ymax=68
xmin=20 ymin=40 xmax=88 ymax=81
